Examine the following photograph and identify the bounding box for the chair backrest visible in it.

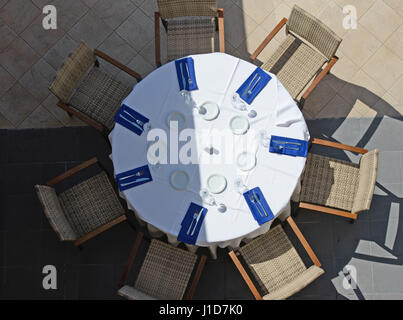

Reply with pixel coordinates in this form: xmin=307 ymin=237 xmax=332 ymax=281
xmin=352 ymin=150 xmax=379 ymax=213
xmin=48 ymin=42 xmax=96 ymax=103
xmin=35 ymin=185 xmax=78 ymax=241
xmin=157 ymin=0 xmax=218 ymax=19
xmin=286 ymin=5 xmax=342 ymax=59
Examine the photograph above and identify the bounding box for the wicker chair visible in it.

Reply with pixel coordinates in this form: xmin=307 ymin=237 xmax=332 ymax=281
xmin=48 ymin=42 xmax=142 ymax=135
xmin=299 ymin=138 xmax=379 ymax=222
xmin=229 ymin=217 xmax=324 ymax=300
xmin=250 ymin=5 xmax=342 ymax=109
xmin=154 ymin=0 xmax=225 ymax=66
xmin=35 ymin=158 xmax=127 ymax=247
xmin=118 ymin=232 xmax=207 ymax=300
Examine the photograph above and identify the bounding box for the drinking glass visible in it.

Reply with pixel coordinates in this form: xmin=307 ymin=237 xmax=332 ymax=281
xmin=231 ymin=93 xmax=247 ymax=111
xmin=259 ymin=130 xmax=270 ymax=148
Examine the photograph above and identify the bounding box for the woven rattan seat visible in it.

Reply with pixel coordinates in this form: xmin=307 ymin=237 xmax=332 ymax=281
xmin=69 ymin=68 xmax=131 ymax=131
xmin=262 ymin=35 xmax=327 ymax=99
xmin=300 ymin=150 xmax=379 ymax=213
xmin=35 ymin=158 xmax=126 ymax=246
xmin=167 ymin=16 xmax=216 ymax=61
xmin=238 ymin=224 xmax=323 ymax=299
xmin=58 ymin=172 xmax=125 ymax=237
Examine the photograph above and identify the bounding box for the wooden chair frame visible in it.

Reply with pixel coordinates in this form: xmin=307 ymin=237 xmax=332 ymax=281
xmin=55 ymin=49 xmax=142 ymax=134
xmin=299 ymin=138 xmax=369 ymax=221
xmin=46 ymin=157 xmax=127 ymax=247
xmin=250 ymin=17 xmax=339 ymax=110
xmin=154 ymin=8 xmax=225 ymax=67
xmin=229 ymin=216 xmax=321 ymax=300
xmin=119 ymin=232 xmax=207 ymax=300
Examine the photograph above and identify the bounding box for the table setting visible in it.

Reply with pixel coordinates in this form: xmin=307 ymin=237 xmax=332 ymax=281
xmin=109 ymin=52 xmax=310 ymax=258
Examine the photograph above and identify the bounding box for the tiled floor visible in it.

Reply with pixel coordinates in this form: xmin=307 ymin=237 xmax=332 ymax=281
xmin=0 ymin=0 xmax=402 ymax=128
xmin=1 ymin=116 xmax=402 ymax=300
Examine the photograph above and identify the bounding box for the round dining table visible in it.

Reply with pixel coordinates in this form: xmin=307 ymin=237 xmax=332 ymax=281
xmin=109 ymin=52 xmax=310 ymax=258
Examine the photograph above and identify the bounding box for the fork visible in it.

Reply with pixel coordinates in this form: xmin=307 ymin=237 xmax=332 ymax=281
xmin=253 ymin=190 xmax=268 ymax=217
xmin=187 ymin=211 xmax=199 ymax=235
xmin=249 ymin=193 xmax=263 ymax=217
xmin=184 ymin=63 xmax=193 ymax=86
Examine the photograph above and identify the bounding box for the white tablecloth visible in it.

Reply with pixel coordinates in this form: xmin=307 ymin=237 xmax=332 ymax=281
xmin=110 ymin=53 xmax=309 ymax=254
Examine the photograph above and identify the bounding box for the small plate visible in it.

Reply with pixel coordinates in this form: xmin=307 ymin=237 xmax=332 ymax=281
xmin=166 ymin=112 xmax=186 ymax=130
xmin=170 ymin=170 xmax=189 ymax=191
xmin=200 ymin=101 xmax=220 ymax=121
xmin=230 ymin=116 xmax=249 ymax=135
xmin=207 ymin=174 xmax=227 ymax=194
xmin=236 ymin=152 xmax=257 ymax=171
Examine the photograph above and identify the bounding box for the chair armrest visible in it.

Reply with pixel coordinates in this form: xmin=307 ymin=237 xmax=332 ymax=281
xmin=56 ymin=101 xmax=104 ymax=132
xmin=218 ymin=8 xmax=225 ymax=53
xmin=311 ymin=138 xmax=368 ymax=154
xmin=228 ymin=251 xmax=263 ymax=300
xmin=300 ymin=56 xmax=339 ymax=103
xmin=299 ymin=202 xmax=358 ymax=220
xmin=94 ymin=49 xmax=142 ymax=81
xmin=47 ymin=157 xmax=99 ymax=187
xmin=155 ymin=12 xmax=162 ymax=67
xmin=74 ymin=215 xmax=127 ymax=247
xmin=250 ymin=17 xmax=287 ymax=60
xmin=286 ymin=217 xmax=321 ymax=267
xmin=119 ymin=232 xmax=144 ymax=288
xmin=185 ymin=255 xmax=207 ymax=300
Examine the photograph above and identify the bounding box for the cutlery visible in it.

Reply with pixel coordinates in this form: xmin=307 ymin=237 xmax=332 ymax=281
xmin=272 ymin=140 xmax=301 ymax=146
xmin=247 ymin=76 xmax=261 ymax=96
xmin=190 ymin=208 xmax=204 ymax=236
xmin=180 ymin=63 xmax=187 ymax=89
xmin=119 ymin=170 xmax=144 ymax=181
xmin=184 ymin=63 xmax=193 ymax=86
xmin=187 ymin=210 xmax=200 ymax=235
xmin=242 ymin=73 xmax=258 ymax=98
xmin=278 ymin=145 xmax=299 ymax=151
xmin=119 ymin=114 xmax=143 ymax=131
xmin=252 ymin=190 xmax=268 ymax=217
xmin=123 ymin=110 xmax=144 ymax=127
xmin=248 ymin=193 xmax=263 ymax=217
xmin=120 ymin=177 xmax=149 ymax=187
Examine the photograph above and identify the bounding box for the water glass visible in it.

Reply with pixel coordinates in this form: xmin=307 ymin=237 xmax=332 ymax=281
xmin=232 ymin=93 xmax=247 ymax=111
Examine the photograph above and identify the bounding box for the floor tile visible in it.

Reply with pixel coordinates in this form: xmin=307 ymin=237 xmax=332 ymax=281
xmin=18 ymin=105 xmax=62 ymax=129
xmin=68 ymin=11 xmax=113 ymax=49
xmin=19 ymin=58 xmax=55 ymax=102
xmin=0 ymin=112 xmax=13 ymax=129
xmin=385 ymin=24 xmax=403 ymax=60
xmin=92 ymin=0 xmax=136 ymax=29
xmin=52 ymin=0 xmax=89 ymax=31
xmin=138 ymin=0 xmax=158 ymax=19
xmin=0 ymin=64 xmax=15 ymax=96
xmin=339 ymin=25 xmax=382 ymax=68
xmin=77 ymin=265 xmax=117 ymax=299
xmin=318 ymin=0 xmax=349 ymax=38
xmin=0 ymin=19 xmax=16 ymax=52
xmin=362 ymin=45 xmax=403 ymax=91
xmin=0 ymin=0 xmax=40 ymax=34
xmin=1 ymin=266 xmax=37 ymax=299
xmin=333 ymin=0 xmax=376 ymax=18
xmin=41 ymin=94 xmax=86 ymax=127
xmin=234 ymin=0 xmax=276 ymax=24
xmin=376 ymin=151 xmax=403 ymax=184
xmin=116 ymin=8 xmax=154 ymax=53
xmin=388 ymin=75 xmax=403 ymax=105
xmin=43 ymin=34 xmax=78 ymax=70
xmin=20 ymin=14 xmax=65 ymax=56
xmin=373 ymin=261 xmax=403 ymax=293
xmin=383 ymin=0 xmax=403 ymax=17
xmin=0 ymin=37 xmax=40 ymax=79
xmin=359 ymin=0 xmax=402 ymax=43
xmin=0 ymin=82 xmax=40 ymax=126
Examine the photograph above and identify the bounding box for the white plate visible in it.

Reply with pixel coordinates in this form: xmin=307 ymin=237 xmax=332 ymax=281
xmin=207 ymin=174 xmax=227 ymax=194
xmin=170 ymin=170 xmax=189 ymax=191
xmin=166 ymin=112 xmax=186 ymax=130
xmin=200 ymin=101 xmax=220 ymax=121
xmin=230 ymin=116 xmax=249 ymax=135
xmin=236 ymin=152 xmax=257 ymax=171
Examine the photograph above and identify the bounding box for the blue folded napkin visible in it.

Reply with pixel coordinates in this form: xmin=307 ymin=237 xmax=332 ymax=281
xmin=175 ymin=57 xmax=198 ymax=91
xmin=269 ymin=135 xmax=308 ymax=157
xmin=177 ymin=202 xmax=207 ymax=245
xmin=243 ymin=187 xmax=274 ymax=225
xmin=236 ymin=67 xmax=272 ymax=104
xmin=114 ymin=104 xmax=150 ymax=136
xmin=116 ymin=165 xmax=152 ymax=191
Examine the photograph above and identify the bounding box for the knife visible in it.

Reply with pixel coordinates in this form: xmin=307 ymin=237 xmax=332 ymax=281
xmin=119 ymin=170 xmax=144 ymax=181
xmin=123 ymin=110 xmax=144 ymax=127
xmin=248 ymin=193 xmax=263 ymax=217
xmin=252 ymin=190 xmax=268 ymax=217
xmin=119 ymin=114 xmax=143 ymax=131
xmin=190 ymin=208 xmax=204 ymax=236
xmin=120 ymin=177 xmax=149 ymax=187
xmin=272 ymin=140 xmax=301 ymax=146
